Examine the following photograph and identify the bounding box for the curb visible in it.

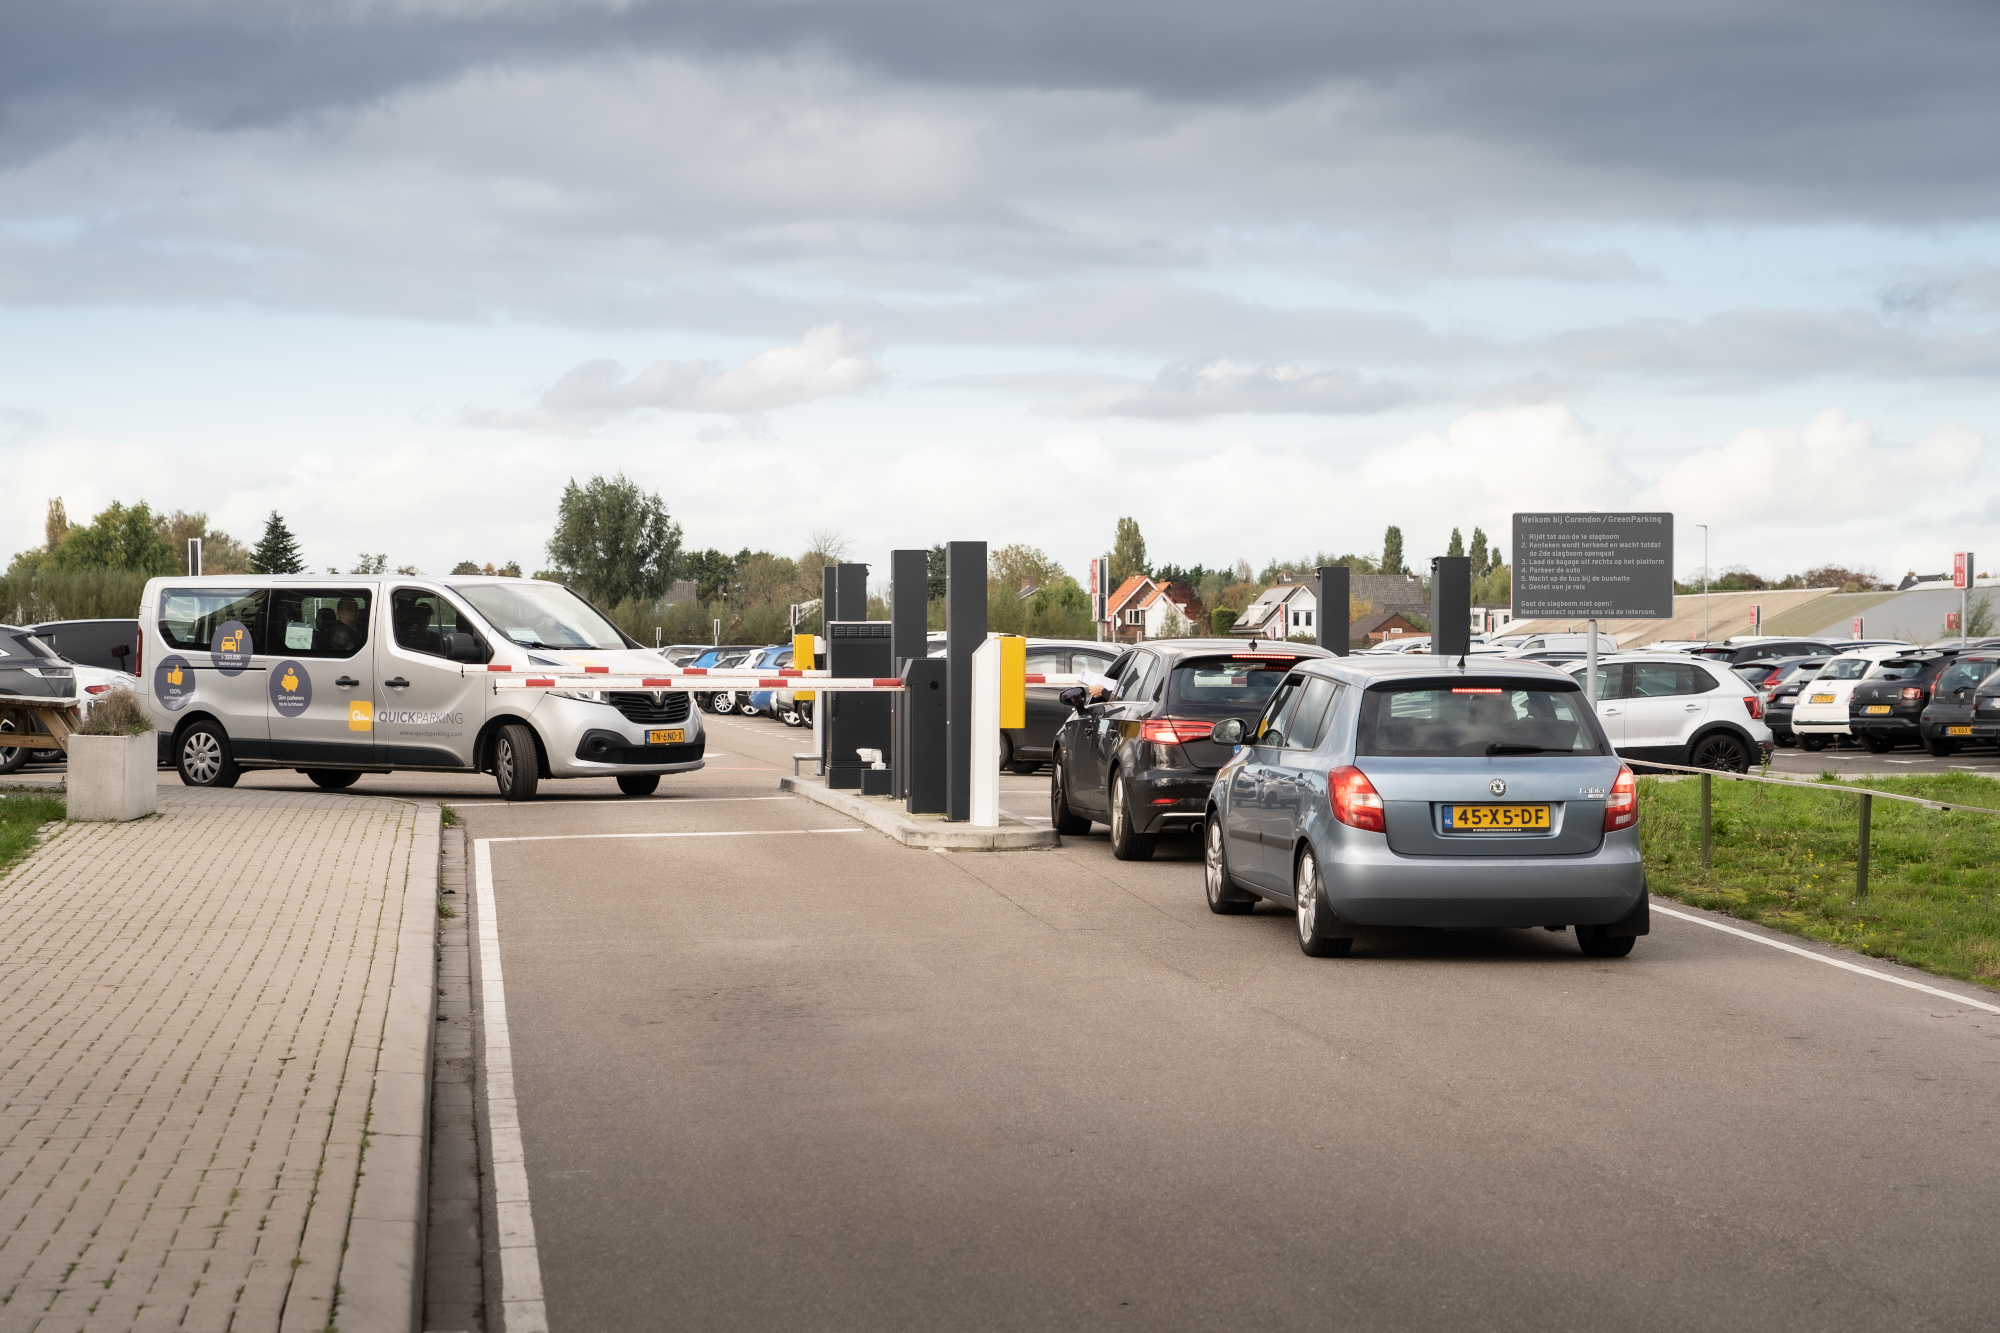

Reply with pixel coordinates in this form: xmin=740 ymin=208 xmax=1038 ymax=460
xmin=339 ymin=802 xmax=442 ymax=1333
xmin=780 ymin=775 xmax=1060 ymax=850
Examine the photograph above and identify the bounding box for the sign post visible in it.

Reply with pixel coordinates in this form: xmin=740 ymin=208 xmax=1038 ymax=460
xmin=1955 ymin=552 xmax=1975 ymax=651
xmin=1513 ymin=512 xmax=1675 ymax=704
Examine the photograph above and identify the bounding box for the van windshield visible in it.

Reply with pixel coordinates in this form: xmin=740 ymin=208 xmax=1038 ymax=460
xmin=1358 ymin=682 xmax=1605 ymax=757
xmin=457 ymin=583 xmax=627 ymax=651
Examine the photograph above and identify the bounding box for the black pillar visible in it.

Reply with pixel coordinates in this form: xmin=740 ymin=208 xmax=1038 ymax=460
xmin=945 ymin=540 xmax=986 ymax=822
xmin=890 ymin=549 xmax=929 ymax=801
xmin=819 ymin=564 xmax=837 ymax=772
xmin=1316 ymin=565 xmax=1349 ymax=656
xmin=833 ymin=562 xmax=868 ymax=622
xmin=1430 ymin=556 xmax=1472 ymax=657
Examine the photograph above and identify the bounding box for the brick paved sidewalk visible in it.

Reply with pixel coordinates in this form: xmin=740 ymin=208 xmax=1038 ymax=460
xmin=0 ymin=788 xmax=440 ymax=1333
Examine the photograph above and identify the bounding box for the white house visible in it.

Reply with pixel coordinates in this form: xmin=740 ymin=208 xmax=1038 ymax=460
xmin=1105 ymin=575 xmax=1200 ymax=642
xmin=1231 ymin=582 xmax=1318 ymax=639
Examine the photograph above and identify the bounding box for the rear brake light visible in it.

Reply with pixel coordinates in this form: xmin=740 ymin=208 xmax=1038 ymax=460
xmin=1329 ymin=765 xmax=1385 ymax=832
xmin=1742 ymin=694 xmax=1762 ymax=719
xmin=1901 ymin=687 xmax=1924 ymax=701
xmin=1603 ymin=765 xmax=1638 ymax=832
xmin=86 ymin=684 xmax=109 ymax=695
xmin=1141 ymin=718 xmax=1216 ymax=745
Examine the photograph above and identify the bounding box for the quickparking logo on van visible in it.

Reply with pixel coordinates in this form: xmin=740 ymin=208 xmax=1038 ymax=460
xmin=377 ymin=709 xmax=465 ymax=726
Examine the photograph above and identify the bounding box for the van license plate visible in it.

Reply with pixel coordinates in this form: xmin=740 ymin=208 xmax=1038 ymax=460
xmin=1810 ymin=693 xmax=1836 ymax=704
xmin=1949 ymin=726 xmax=1973 ymax=736
xmin=1443 ymin=804 xmax=1550 ymax=830
xmin=647 ymin=728 xmax=685 ymax=745
xmin=1864 ymin=705 xmax=1892 ymax=714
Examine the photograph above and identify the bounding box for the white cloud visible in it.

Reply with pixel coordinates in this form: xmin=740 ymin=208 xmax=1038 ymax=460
xmin=464 ymin=324 xmax=884 ymax=432
xmin=1049 ymin=358 xmax=1423 ymax=419
xmin=1639 ymin=410 xmax=1984 ymax=527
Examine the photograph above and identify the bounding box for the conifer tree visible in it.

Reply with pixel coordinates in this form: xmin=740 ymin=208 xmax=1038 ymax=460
xmin=249 ymin=511 xmax=306 ymax=574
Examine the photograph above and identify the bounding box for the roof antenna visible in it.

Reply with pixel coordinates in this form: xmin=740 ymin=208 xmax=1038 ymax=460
xmin=1459 ymin=653 xmax=1467 ymax=669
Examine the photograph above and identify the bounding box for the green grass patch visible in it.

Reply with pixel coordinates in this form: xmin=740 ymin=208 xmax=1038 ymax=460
xmin=1640 ymin=772 xmax=2000 ymax=990
xmin=0 ymin=792 xmax=67 ymax=876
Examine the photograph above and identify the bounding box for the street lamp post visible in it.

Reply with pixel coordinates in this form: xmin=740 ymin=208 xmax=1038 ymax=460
xmin=1697 ymin=524 xmax=1710 ymax=642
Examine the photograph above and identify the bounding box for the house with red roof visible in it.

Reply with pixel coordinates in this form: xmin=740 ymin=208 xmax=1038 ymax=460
xmin=1102 ymin=574 xmax=1202 ymax=643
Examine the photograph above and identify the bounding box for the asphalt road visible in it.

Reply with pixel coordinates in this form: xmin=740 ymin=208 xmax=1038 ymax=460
xmin=14 ymin=717 xmax=2000 ymax=1329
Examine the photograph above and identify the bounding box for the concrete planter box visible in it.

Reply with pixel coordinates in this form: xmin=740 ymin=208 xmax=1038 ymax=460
xmin=67 ymin=732 xmax=159 ymax=822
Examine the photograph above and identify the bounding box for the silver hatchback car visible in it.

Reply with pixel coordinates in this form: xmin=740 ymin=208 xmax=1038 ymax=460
xmin=1202 ymin=655 xmax=1647 ymax=958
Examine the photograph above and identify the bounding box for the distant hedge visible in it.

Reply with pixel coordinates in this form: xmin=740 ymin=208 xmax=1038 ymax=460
xmin=1 ymin=566 xmax=152 ymax=625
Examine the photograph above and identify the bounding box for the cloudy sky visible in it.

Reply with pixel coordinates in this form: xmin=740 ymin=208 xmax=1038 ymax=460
xmin=4 ymin=0 xmax=1999 ymax=586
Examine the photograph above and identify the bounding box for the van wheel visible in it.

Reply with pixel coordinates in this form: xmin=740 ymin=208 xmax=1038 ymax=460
xmin=493 ymin=723 xmax=540 ymax=801
xmin=617 ymin=774 xmax=660 ymax=796
xmin=1049 ymin=751 xmax=1091 ymax=835
xmin=1108 ymin=770 xmax=1156 ymax=861
xmin=305 ymin=770 xmax=361 ymax=791
xmin=1927 ymin=738 xmax=1959 ymax=757
xmin=1799 ymin=735 xmax=1830 ymax=752
xmin=177 ymin=720 xmax=240 ymax=788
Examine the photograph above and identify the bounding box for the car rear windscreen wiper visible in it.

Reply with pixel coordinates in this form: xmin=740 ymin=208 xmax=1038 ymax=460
xmin=1486 ymin=742 xmax=1554 ymax=755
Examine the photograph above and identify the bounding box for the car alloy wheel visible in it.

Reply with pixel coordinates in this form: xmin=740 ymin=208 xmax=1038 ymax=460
xmin=496 ymin=737 xmax=515 ymax=787
xmin=183 ymin=730 xmax=222 ymax=784
xmin=1111 ymin=774 xmax=1125 ymax=841
xmin=1690 ymin=733 xmax=1750 ymax=772
xmin=1204 ymin=816 xmax=1253 ymax=914
xmin=1295 ymin=848 xmax=1351 ymax=958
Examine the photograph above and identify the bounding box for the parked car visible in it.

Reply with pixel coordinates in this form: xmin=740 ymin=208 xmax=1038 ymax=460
xmin=0 ymin=625 xmax=79 ymax=774
xmin=1476 ymin=632 xmax=1617 ymax=654
xmin=1969 ymin=672 xmax=2000 ymax=749
xmin=1790 ymin=646 xmax=1912 ymax=751
xmin=1049 ymin=640 xmax=1331 ymax=858
xmin=736 ymin=645 xmax=795 ymax=718
xmin=1688 ymin=638 xmax=1832 ymax=665
xmin=689 ymin=647 xmax=761 ymax=713
xmin=1823 ymin=639 xmax=1912 ymax=652
xmin=1847 ymin=651 xmax=1962 ymax=753
xmin=1563 ymin=653 xmax=1772 ymax=771
xmin=1201 ymin=654 xmax=1646 ymax=958
xmin=1915 ymin=654 xmax=2000 ymax=756
xmin=1757 ymin=657 xmax=1829 ymax=746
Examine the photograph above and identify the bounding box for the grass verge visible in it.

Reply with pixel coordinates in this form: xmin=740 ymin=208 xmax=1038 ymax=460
xmin=0 ymin=792 xmax=67 ymax=876
xmin=1640 ymin=771 xmax=2000 ymax=991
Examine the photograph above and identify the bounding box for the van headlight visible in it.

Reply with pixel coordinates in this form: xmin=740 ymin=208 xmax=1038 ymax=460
xmin=547 ymin=688 xmax=608 ymax=704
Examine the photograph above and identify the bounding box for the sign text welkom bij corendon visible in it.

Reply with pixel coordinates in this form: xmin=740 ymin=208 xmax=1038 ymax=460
xmin=1511 ymin=513 xmax=1675 ymax=620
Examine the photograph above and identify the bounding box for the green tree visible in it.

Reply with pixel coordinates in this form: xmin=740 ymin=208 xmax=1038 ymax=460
xmin=1966 ymin=592 xmax=1996 ymax=638
xmin=926 ymin=544 xmax=948 ymax=601
xmin=1211 ymin=607 xmax=1240 ymax=636
xmin=45 ymin=498 xmax=69 ymax=551
xmin=992 ymin=543 xmax=1066 ymax=594
xmin=1473 ymin=562 xmax=1511 ymax=607
xmin=1447 ymin=528 xmax=1464 ymax=558
xmin=351 ymin=553 xmax=387 ymax=574
xmin=1381 ymin=525 xmax=1405 ymax=576
xmin=1469 ymin=527 xmax=1490 ymax=576
xmin=1024 ymin=578 xmax=1094 ymax=639
xmin=48 ymin=501 xmax=180 ymax=575
xmin=545 ymin=473 xmax=684 ymax=607
xmin=155 ymin=509 xmax=252 ymax=574
xmin=1110 ymin=517 xmax=1149 ymax=586
xmin=248 ymin=511 xmax=307 ymax=574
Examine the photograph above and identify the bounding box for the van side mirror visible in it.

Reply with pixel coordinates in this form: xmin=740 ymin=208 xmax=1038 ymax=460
xmin=1210 ymin=718 xmax=1246 ymax=745
xmin=446 ymin=632 xmax=485 ymax=663
xmin=1059 ymin=686 xmax=1089 ymax=711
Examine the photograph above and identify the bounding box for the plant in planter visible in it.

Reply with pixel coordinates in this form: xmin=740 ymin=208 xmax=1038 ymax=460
xmin=68 ymin=687 xmax=158 ymax=822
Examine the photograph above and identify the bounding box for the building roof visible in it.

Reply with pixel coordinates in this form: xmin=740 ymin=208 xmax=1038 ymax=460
xmin=1105 ymin=574 xmax=1152 ymax=617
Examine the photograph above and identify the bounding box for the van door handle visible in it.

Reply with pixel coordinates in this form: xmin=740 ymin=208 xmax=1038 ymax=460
xmin=1684 ymin=703 xmax=1700 ymax=711
xmin=384 ymin=677 xmax=410 ymax=689
xmin=335 ymin=676 xmax=359 ymax=688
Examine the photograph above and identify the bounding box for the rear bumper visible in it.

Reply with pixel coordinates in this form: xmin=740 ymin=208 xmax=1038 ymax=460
xmin=1320 ymin=828 xmax=1646 ymax=928
xmin=1129 ymin=765 xmax=1218 ymax=832
xmin=1850 ymin=714 xmax=1922 ymax=739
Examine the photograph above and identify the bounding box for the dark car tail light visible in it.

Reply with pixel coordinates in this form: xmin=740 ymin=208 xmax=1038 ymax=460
xmin=1902 ymin=687 xmax=1924 ymax=701
xmin=1141 ymin=718 xmax=1219 ymax=745
xmin=1742 ymin=695 xmax=1763 ymax=720
xmin=1603 ymin=765 xmax=1638 ymax=833
xmin=1328 ymin=765 xmax=1385 ymax=832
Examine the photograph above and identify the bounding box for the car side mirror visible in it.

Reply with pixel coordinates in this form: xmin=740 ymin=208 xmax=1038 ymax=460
xmin=1210 ymin=718 xmax=1246 ymax=745
xmin=1059 ymin=686 xmax=1089 ymax=711
xmin=446 ymin=632 xmax=485 ymax=663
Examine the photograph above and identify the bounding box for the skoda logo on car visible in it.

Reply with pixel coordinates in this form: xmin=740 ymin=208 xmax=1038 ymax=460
xmin=1489 ymin=778 xmax=1507 ymax=797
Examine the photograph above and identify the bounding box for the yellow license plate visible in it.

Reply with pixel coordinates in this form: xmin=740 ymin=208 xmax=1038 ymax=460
xmin=1949 ymin=726 xmax=1973 ymax=736
xmin=1444 ymin=804 xmax=1550 ymax=830
xmin=1810 ymin=693 xmax=1836 ymax=704
xmin=647 ymin=728 xmax=685 ymax=745
xmin=1864 ymin=705 xmax=1892 ymax=714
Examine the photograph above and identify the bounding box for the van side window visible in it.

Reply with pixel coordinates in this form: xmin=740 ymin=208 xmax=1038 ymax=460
xmin=390 ymin=588 xmax=483 ymax=659
xmin=269 ymin=589 xmax=373 ymax=660
xmin=157 ymin=588 xmax=268 ymax=656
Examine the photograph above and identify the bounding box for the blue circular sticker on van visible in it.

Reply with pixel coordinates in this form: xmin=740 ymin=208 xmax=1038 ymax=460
xmin=211 ymin=620 xmax=253 ymax=675
xmin=270 ymin=660 xmax=312 ymax=717
xmin=155 ymin=655 xmax=194 ymax=711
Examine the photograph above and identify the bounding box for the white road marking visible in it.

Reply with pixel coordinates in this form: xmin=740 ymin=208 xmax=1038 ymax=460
xmin=1653 ymin=902 xmax=2000 ymax=1014
xmin=448 ymin=795 xmax=791 ymax=809
xmin=473 ymin=838 xmax=550 ymax=1333
xmin=486 ymin=828 xmax=864 ymax=845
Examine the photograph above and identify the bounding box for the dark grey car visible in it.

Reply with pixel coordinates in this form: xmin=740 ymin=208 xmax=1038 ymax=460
xmin=0 ymin=625 xmax=77 ymax=774
xmin=1203 ymin=654 xmax=1647 ymax=959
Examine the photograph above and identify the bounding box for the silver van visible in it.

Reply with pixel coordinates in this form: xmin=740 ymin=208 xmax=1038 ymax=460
xmin=138 ymin=575 xmax=704 ymax=799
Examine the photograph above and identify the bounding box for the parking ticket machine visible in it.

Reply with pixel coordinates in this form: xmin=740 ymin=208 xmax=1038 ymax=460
xmin=825 ymin=620 xmax=893 ymax=790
